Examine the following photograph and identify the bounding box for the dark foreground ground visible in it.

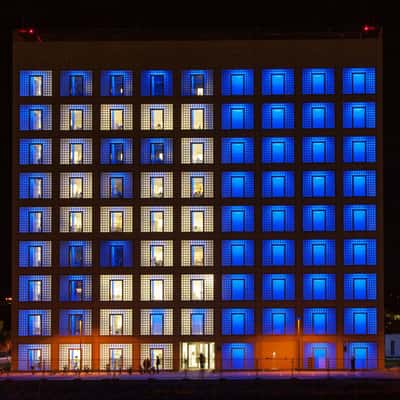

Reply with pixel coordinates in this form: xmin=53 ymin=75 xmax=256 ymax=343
xmin=1 ymin=377 xmax=400 ymax=400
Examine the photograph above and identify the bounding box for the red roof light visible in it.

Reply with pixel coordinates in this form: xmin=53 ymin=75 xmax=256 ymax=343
xmin=362 ymin=24 xmax=377 ymax=32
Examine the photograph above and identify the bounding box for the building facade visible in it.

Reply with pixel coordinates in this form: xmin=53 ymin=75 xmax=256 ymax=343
xmin=12 ymin=30 xmax=383 ymax=371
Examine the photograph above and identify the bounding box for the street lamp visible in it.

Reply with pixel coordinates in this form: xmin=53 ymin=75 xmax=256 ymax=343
xmin=79 ymin=318 xmax=83 ymax=373
xmin=296 ymin=317 xmax=302 ymax=369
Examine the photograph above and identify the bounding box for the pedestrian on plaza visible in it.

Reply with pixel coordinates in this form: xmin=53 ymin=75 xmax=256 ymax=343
xmin=156 ymin=356 xmax=161 ymax=374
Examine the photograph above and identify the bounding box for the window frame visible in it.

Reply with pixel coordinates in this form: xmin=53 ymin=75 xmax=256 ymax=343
xmin=28 ymin=279 xmax=42 ymax=301
xmin=69 ymin=109 xmax=83 ymax=131
xmin=231 ymin=278 xmax=246 ymax=300
xmin=191 ymin=244 xmax=205 ymax=266
xmin=191 ymin=74 xmax=204 ymax=96
xmin=28 ymin=313 xmax=42 ymax=336
xmin=109 ymin=279 xmax=124 ymax=301
xmin=110 ymin=108 xmax=124 ymax=130
xmin=29 ymin=143 xmax=43 ymax=165
xmin=190 ymin=142 xmax=204 ymax=164
xmin=68 ymin=279 xmax=83 ymax=301
xmin=110 ymin=142 xmax=124 ymax=164
xmin=150 ymin=313 xmax=164 ymax=335
xmin=68 ymin=244 xmax=84 ymax=267
xmin=230 ymin=73 xmax=245 ymax=96
xmin=109 ymin=210 xmax=124 ymax=233
xmin=231 ymin=312 xmax=246 ymax=335
xmin=271 ymin=243 xmax=286 ymax=265
xmin=69 ymin=176 xmax=83 ymax=199
xmin=311 ymin=243 xmax=327 ymax=265
xmin=270 ymin=73 xmax=285 ymax=95
xmin=69 ymin=211 xmax=83 ymax=233
xmin=230 ymin=175 xmax=245 ymax=197
xmin=190 ymin=108 xmax=205 ymax=130
xmin=29 ymin=75 xmax=43 ymax=96
xmin=150 ymin=245 xmax=164 ymax=267
xmin=311 ymin=72 xmax=327 ymax=95
xmin=230 ymin=141 xmax=245 ymax=163
xmin=68 ymin=313 xmax=83 ymax=336
xmin=150 ymin=142 xmax=165 ymax=164
xmin=231 ymin=243 xmax=245 ymax=265
xmin=191 ymin=312 xmax=205 ymax=335
xmin=311 ymin=106 xmax=326 ymax=129
xmin=28 ymin=245 xmax=42 ymax=267
xmin=150 ymin=176 xmax=164 ymax=198
xmin=29 ymin=177 xmax=43 ymax=199
xmin=110 ymin=74 xmax=124 ymax=96
xmin=190 ymin=210 xmax=204 ymax=232
xmin=230 ymin=107 xmax=245 ymax=129
xmin=272 ymin=312 xmax=286 ymax=335
xmin=109 ymin=313 xmax=123 ymax=335
xmin=271 ymin=278 xmax=286 ymax=300
xmin=150 ymin=74 xmax=164 ymax=96
xmin=312 ymin=312 xmax=327 ymax=335
xmin=190 ymin=176 xmax=204 ymax=198
xmin=150 ymin=279 xmax=164 ymax=301
xmin=109 ymin=176 xmax=124 ymax=199
xmin=311 ymin=277 xmax=327 ymax=300
xmin=69 ymin=75 xmax=84 ymax=96
xmin=29 ymin=109 xmax=43 ymax=130
xmin=28 ymin=210 xmax=43 ymax=233
xmin=69 ymin=143 xmax=83 ymax=165
xmin=150 ymin=108 xmax=164 ymax=130
xmin=150 ymin=210 xmax=164 ymax=233
xmin=110 ymin=244 xmax=124 ymax=267
xmin=190 ymin=278 xmax=205 ymax=301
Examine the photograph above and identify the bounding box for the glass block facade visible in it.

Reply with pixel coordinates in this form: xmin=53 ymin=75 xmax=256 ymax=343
xmin=13 ymin=36 xmax=382 ymax=371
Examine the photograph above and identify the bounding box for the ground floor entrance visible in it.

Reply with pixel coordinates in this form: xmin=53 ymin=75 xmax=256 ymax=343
xmin=180 ymin=342 xmax=215 ymax=370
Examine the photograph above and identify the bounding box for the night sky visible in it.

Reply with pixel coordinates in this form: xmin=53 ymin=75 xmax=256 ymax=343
xmin=0 ymin=4 xmax=396 ymax=307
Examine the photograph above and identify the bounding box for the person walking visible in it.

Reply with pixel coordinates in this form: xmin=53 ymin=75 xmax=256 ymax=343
xmin=156 ymin=355 xmax=161 ymax=374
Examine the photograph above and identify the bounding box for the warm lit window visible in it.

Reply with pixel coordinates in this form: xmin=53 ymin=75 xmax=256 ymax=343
xmin=191 ymin=245 xmax=204 ymax=266
xmin=191 ymin=177 xmax=204 ymax=198
xmin=110 ymin=280 xmax=123 ymax=301
xmin=151 ymin=177 xmax=164 ymax=198
xmin=110 ymin=109 xmax=124 ymax=130
xmin=69 ymin=177 xmax=83 ymax=199
xmin=28 ymin=280 xmax=42 ymax=301
xmin=191 ymin=279 xmax=204 ymax=300
xmin=29 ymin=211 xmax=42 ymax=233
xmin=151 ymin=109 xmax=164 ymax=130
xmin=191 ymin=211 xmax=204 ymax=232
xmin=29 ymin=177 xmax=42 ymax=199
xmin=69 ymin=211 xmax=83 ymax=233
xmin=70 ymin=109 xmax=83 ymax=130
xmin=109 ymin=348 xmax=123 ymax=370
xmin=110 ymin=314 xmax=123 ymax=335
xmin=151 ymin=245 xmax=164 ymax=267
xmin=191 ymin=109 xmax=204 ymax=130
xmin=150 ymin=279 xmax=164 ymax=300
xmin=191 ymin=142 xmax=204 ymax=164
xmin=110 ymin=177 xmax=124 ymax=198
xmin=69 ymin=349 xmax=81 ymax=370
xmin=110 ymin=211 xmax=123 ymax=232
xmin=151 ymin=211 xmax=164 ymax=232
xmin=70 ymin=143 xmax=83 ymax=165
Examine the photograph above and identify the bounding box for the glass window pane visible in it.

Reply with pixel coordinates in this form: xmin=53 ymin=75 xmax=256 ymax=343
xmin=151 ymin=143 xmax=164 ymax=163
xmin=30 ymin=76 xmax=43 ymax=96
xmin=271 ymin=74 xmax=284 ymax=95
xmin=191 ymin=177 xmax=204 ymax=198
xmin=110 ymin=143 xmax=124 ymax=164
xmin=70 ymin=212 xmax=82 ymax=232
xmin=70 ymin=178 xmax=83 ymax=198
xmin=272 ymin=210 xmax=285 ymax=231
xmin=151 ymin=280 xmax=163 ymax=300
xmin=352 ymin=107 xmax=366 ymax=128
xmin=191 ymin=109 xmax=204 ymax=130
xmin=312 ymin=107 xmax=325 ymax=128
xmin=191 ymin=211 xmax=204 ymax=232
xmin=231 ymin=176 xmax=244 ymax=197
xmin=29 ymin=246 xmax=42 ymax=267
xmin=353 ymin=244 xmax=367 ymax=265
xmin=111 ymin=245 xmax=124 ymax=267
xmin=69 ymin=246 xmax=83 ymax=267
xmin=231 ymin=313 xmax=245 ymax=334
xmin=312 ymin=313 xmax=326 ymax=334
xmin=29 ymin=110 xmax=42 ymax=130
xmin=312 ymin=142 xmax=326 ymax=162
xmin=231 ymin=74 xmax=244 ymax=95
xmin=231 ymin=108 xmax=244 ymax=129
xmin=110 ymin=177 xmax=124 ymax=198
xmin=271 ymin=142 xmax=285 ymax=163
xmin=110 ymin=314 xmax=123 ymax=335
xmin=312 ymin=176 xmax=326 ymax=197
xmin=29 ymin=280 xmax=41 ymax=301
xmin=312 ymin=279 xmax=326 ymax=300
xmin=272 ymin=279 xmax=285 ymax=300
xmin=271 ymin=176 xmax=285 ymax=197
xmin=70 ymin=143 xmax=83 ymax=165
xmin=70 ymin=75 xmax=83 ymax=96
xmin=271 ymin=108 xmax=284 ymax=129
xmin=231 ymin=244 xmax=244 ymax=265
xmin=70 ymin=110 xmax=83 ymax=130
xmin=151 ymin=109 xmax=164 ymax=130
xmin=191 ymin=143 xmax=204 ymax=164
xmin=191 ymin=74 xmax=204 ymax=96
xmin=151 ymin=177 xmax=164 ymax=198
xmin=191 ymin=314 xmax=204 ymax=334
xmin=151 ymin=75 xmax=164 ymax=96
xmin=311 ymin=73 xmax=325 ymax=94
xmin=110 ymin=280 xmax=123 ymax=301
xmin=151 ymin=314 xmax=163 ymax=335
xmin=110 ymin=75 xmax=124 ymax=96
xmin=354 ymin=278 xmax=367 ymax=299
xmin=110 ymin=211 xmax=123 ymax=232
xmin=151 ymin=211 xmax=164 ymax=232
xmin=312 ymin=244 xmax=326 ymax=265
xmin=150 ymin=245 xmax=164 ymax=266
xmin=352 ymin=141 xmax=366 ymax=162
xmin=191 ymin=245 xmax=204 ymax=266
xmin=354 ymin=313 xmax=367 ymax=334
xmin=272 ymin=313 xmax=285 ymax=335
xmin=352 ymin=73 xmax=366 ymax=94
xmin=29 ymin=144 xmax=43 ymax=164
xmin=29 ymin=178 xmax=42 ymax=199
xmin=231 ymin=279 xmax=245 ymax=300
xmin=29 ymin=212 xmax=42 ymax=232
xmin=271 ymin=245 xmax=285 ymax=265
xmin=312 ymin=210 xmax=326 ymax=231
xmin=231 ymin=210 xmax=244 ymax=232
xmin=111 ymin=109 xmax=124 ymax=130
xmin=353 ymin=209 xmax=367 ymax=231
xmin=231 ymin=142 xmax=244 ymax=163
xmin=352 ymin=176 xmax=366 ymax=196
xmin=191 ymin=279 xmax=204 ymax=300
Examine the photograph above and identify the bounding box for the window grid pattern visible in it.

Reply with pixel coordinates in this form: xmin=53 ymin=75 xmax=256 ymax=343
xmin=302 ymin=68 xmax=335 ymax=95
xmin=262 ymin=103 xmax=295 ymax=129
xmin=262 ymin=274 xmax=295 ymax=300
xmin=303 ymin=205 xmax=336 ymax=232
xmin=99 ymin=309 xmax=133 ymax=336
xmin=140 ymin=344 xmax=173 ymax=370
xmin=343 ymin=136 xmax=376 ymax=163
xmin=221 ymin=69 xmax=254 ymax=95
xmin=140 ymin=309 xmax=173 ymax=335
xmin=100 ymin=207 xmax=133 ymax=233
xmin=99 ymin=344 xmax=133 ymax=370
xmin=343 ymin=102 xmax=376 ymax=128
xmin=302 ymin=103 xmax=335 ymax=128
xmin=59 ymin=207 xmax=92 ymax=233
xmin=100 ymin=104 xmax=133 ymax=130
xmin=262 ymin=137 xmax=295 ymax=163
xmin=141 ymin=70 xmax=173 ymax=96
xmin=19 ymin=207 xmax=52 ymax=233
xmin=100 ymin=241 xmax=133 ymax=268
xmin=140 ymin=275 xmax=173 ymax=301
xmin=18 ymin=310 xmax=51 ymax=336
xmin=101 ymin=172 xmax=133 ymax=199
xmin=19 ymin=173 xmax=52 ymax=199
xmin=59 ymin=241 xmax=92 ymax=267
xmin=181 ymin=240 xmax=214 ymax=267
xmin=100 ymin=70 xmax=133 ymax=96
xmin=100 ymin=138 xmax=133 ymax=164
xmin=60 ymin=138 xmax=92 ymax=165
xmin=344 ymin=205 xmax=376 ymax=231
xmin=18 ymin=344 xmax=51 ymax=371
xmin=302 ymin=136 xmax=336 ymax=163
xmin=20 ymin=138 xmax=52 ymax=165
xmin=222 ymin=274 xmax=255 ymax=301
xmin=221 ymin=308 xmax=255 ymax=335
xmin=303 ymin=240 xmax=336 ymax=266
xmin=140 ymin=206 xmax=173 ymax=233
xmin=181 ymin=309 xmax=214 ymax=335
xmin=60 ymin=70 xmax=92 ymax=96
xmin=262 ymin=69 xmax=295 ymax=95
xmin=344 ymin=342 xmax=377 ymax=369
xmin=141 ymin=104 xmax=173 ymax=130
xmin=181 ymin=104 xmax=214 ymax=130
xmin=59 ymin=309 xmax=92 ymax=336
xmin=262 ymin=172 xmax=295 ymax=197
xmin=303 ymin=308 xmax=336 ymax=335
xmin=262 ymin=206 xmax=295 ymax=232
xmin=19 ymin=275 xmax=51 ymax=302
xmin=221 ymin=206 xmax=254 ymax=232
xmin=303 ymin=343 xmax=336 ymax=369
xmin=59 ymin=173 xmax=93 ymax=199
xmin=343 ymin=170 xmax=376 ymax=197
xmin=262 ymin=240 xmax=295 ymax=266
xmin=181 ymin=70 xmax=213 ymax=96
xmin=140 ymin=241 xmax=173 ymax=267
xmin=181 ymin=137 xmax=213 ymax=164
xmin=221 ymin=172 xmax=254 ymax=198
xmin=221 ymin=343 xmax=254 ymax=370
xmin=221 ymin=240 xmax=254 ymax=267
xmin=20 ymin=70 xmax=52 ymax=96
xmin=60 ymin=105 xmax=92 ymax=130
xmin=303 ymin=171 xmax=336 ymax=197
xmin=19 ymin=241 xmax=52 ymax=268
xmin=344 ymin=239 xmax=376 ymax=265
xmin=181 ymin=206 xmax=214 ymax=232
xmin=181 ymin=274 xmax=214 ymax=301
xmin=59 ymin=344 xmax=92 ymax=370
xmin=181 ymin=172 xmax=214 ymax=198
xmin=141 ymin=172 xmax=173 ymax=198
xmin=100 ymin=275 xmax=133 ymax=301
xmin=303 ymin=274 xmax=336 ymax=300
xmin=221 ymin=104 xmax=254 ymax=129
xmin=344 ymin=308 xmax=377 ymax=334
xmin=344 ymin=274 xmax=376 ymax=300
xmin=59 ymin=275 xmax=92 ymax=302
xmin=343 ymin=68 xmax=376 ymax=94
xmin=19 ymin=105 xmax=52 ymax=131
xmin=141 ymin=138 xmax=173 ymax=164
xmin=262 ymin=308 xmax=295 ymax=335
xmin=221 ymin=137 xmax=254 ymax=164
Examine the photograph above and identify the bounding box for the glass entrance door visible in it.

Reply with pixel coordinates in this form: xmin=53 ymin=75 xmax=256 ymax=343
xmin=69 ymin=349 xmax=81 ymax=370
xmin=180 ymin=342 xmax=215 ymax=370
xmin=313 ymin=347 xmax=327 ymax=369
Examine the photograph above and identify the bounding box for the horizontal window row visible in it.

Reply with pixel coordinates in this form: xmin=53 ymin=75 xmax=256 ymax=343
xmin=16 ymin=273 xmax=376 ymax=302
xmin=19 ymin=136 xmax=377 ymax=166
xmin=18 ymin=102 xmax=377 ymax=131
xmin=17 ymin=306 xmax=377 ymax=337
xmin=20 ymin=68 xmax=376 ymax=97
xmin=18 ymin=239 xmax=377 ymax=267
xmin=17 ymin=341 xmax=378 ymax=371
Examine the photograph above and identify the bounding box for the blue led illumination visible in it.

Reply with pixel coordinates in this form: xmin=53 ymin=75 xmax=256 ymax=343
xmin=59 ymin=241 xmax=92 ymax=267
xmin=18 ymin=344 xmax=51 ymax=371
xmin=221 ymin=137 xmax=254 ymax=164
xmin=304 ymin=343 xmax=336 ymax=369
xmin=19 ymin=207 xmax=52 ymax=233
xmin=221 ymin=104 xmax=254 ymax=129
xmin=222 ymin=343 xmax=254 ymax=370
xmin=100 ymin=70 xmax=133 ymax=96
xmin=262 ymin=103 xmax=295 ymax=129
xmin=344 ymin=239 xmax=376 ymax=266
xmin=60 ymin=70 xmax=92 ymax=96
xmin=221 ymin=206 xmax=254 ymax=232
xmin=303 ymin=274 xmax=336 ymax=300
xmin=59 ymin=309 xmax=92 ymax=336
xmin=262 ymin=69 xmax=295 ymax=95
xmin=222 ymin=274 xmax=255 ymax=301
xmin=344 ymin=274 xmax=376 ymax=300
xmin=302 ymin=136 xmax=335 ymax=163
xmin=182 ymin=70 xmax=213 ymax=96
xmin=303 ymin=171 xmax=335 ymax=197
xmin=100 ymin=172 xmax=133 ymax=199
xmin=343 ymin=170 xmax=376 ymax=197
xmin=303 ymin=205 xmax=336 ymax=232
xmin=262 ymin=240 xmax=295 ymax=266
xmin=262 ymin=206 xmax=295 ymax=232
xmin=343 ymin=205 xmax=376 ymax=231
xmin=19 ymin=173 xmax=52 ymax=199
xmin=343 ymin=102 xmax=376 ymax=128
xmin=19 ymin=138 xmax=52 ymax=165
xmin=140 ymin=138 xmax=173 ymax=164
xmin=20 ymin=71 xmax=52 ymax=96
xmin=343 ymin=68 xmax=376 ymax=94
xmin=59 ymin=275 xmax=92 ymax=301
xmin=19 ymin=275 xmax=51 ymax=302
xmin=221 ymin=70 xmax=254 ymax=96
xmin=302 ymin=68 xmax=335 ymax=95
xmin=221 ymin=308 xmax=254 ymax=335
xmin=344 ymin=342 xmax=377 ymax=369
xmin=262 ymin=137 xmax=295 ymax=163
xmin=343 ymin=136 xmax=376 ymax=163
xmin=100 ymin=138 xmax=133 ymax=165
xmin=302 ymin=103 xmax=335 ymax=129
xmin=344 ymin=308 xmax=377 ymax=335
xmin=19 ymin=241 xmax=51 ymax=268
xmin=18 ymin=310 xmax=51 ymax=336
xmin=221 ymin=172 xmax=254 ymax=198
xmin=141 ymin=70 xmax=173 ymax=96
xmin=262 ymin=171 xmax=295 ymax=197
xmin=19 ymin=105 xmax=52 ymax=131
xmin=100 ymin=241 xmax=133 ymax=267
xmin=303 ymin=308 xmax=336 ymax=335
xmin=303 ymin=240 xmax=336 ymax=266
xmin=263 ymin=308 xmax=295 ymax=335
xmin=222 ymin=240 xmax=254 ymax=267
xmin=262 ymin=274 xmax=295 ymax=300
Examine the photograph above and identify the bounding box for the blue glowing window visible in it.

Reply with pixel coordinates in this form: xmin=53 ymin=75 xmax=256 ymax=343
xmin=302 ymin=137 xmax=335 ymax=163
xmin=343 ymin=103 xmax=376 ymax=128
xmin=272 ymin=245 xmax=285 ymax=265
xmin=271 ymin=74 xmax=285 ymax=95
xmin=344 ymin=240 xmax=375 ymax=266
xmin=303 ymin=171 xmax=335 ymax=197
xmin=272 ymin=279 xmax=285 ymax=300
xmin=302 ymin=103 xmax=334 ymax=129
xmin=231 ymin=348 xmax=245 ymax=368
xmin=231 ymin=176 xmax=244 ymax=197
xmin=303 ymin=205 xmax=335 ymax=232
xmin=222 ymin=274 xmax=254 ymax=301
xmin=313 ymin=244 xmax=326 ymax=265
xmin=272 ymin=313 xmax=285 ymax=335
xmin=303 ymin=240 xmax=336 ymax=266
xmin=312 ymin=279 xmax=326 ymax=300
xmin=343 ymin=68 xmax=376 ymax=94
xmin=262 ymin=240 xmax=295 ymax=266
xmin=272 ymin=210 xmax=285 ymax=231
xmin=231 ymin=313 xmax=245 ymax=335
xmin=221 ymin=138 xmax=254 ymax=164
xmin=343 ymin=171 xmax=376 ymax=197
xmin=303 ymin=69 xmax=335 ymax=95
xmin=231 ymin=74 xmax=244 ymax=95
xmin=262 ymin=69 xmax=295 ymax=95
xmin=354 ymin=279 xmax=367 ymax=299
xmin=231 ymin=210 xmax=244 ymax=232
xmin=303 ymin=274 xmax=336 ymax=300
xmin=263 ymin=274 xmax=295 ymax=300
xmin=354 ymin=312 xmax=367 ymax=334
xmin=182 ymin=70 xmax=213 ymax=96
xmin=312 ymin=313 xmax=327 ymax=334
xmin=354 ymin=243 xmax=367 ymax=265
xmin=222 ymin=70 xmax=254 ymax=96
xmin=262 ymin=103 xmax=294 ymax=129
xmin=222 ymin=172 xmax=254 ymax=198
xmin=191 ymin=313 xmax=204 ymax=335
xmin=263 ymin=309 xmax=295 ymax=335
xmin=150 ymin=314 xmax=163 ymax=335
xmin=272 ymin=108 xmax=285 ymax=128
xmin=344 ymin=205 xmax=376 ymax=231
xmin=312 ymin=210 xmax=325 ymax=231
xmin=222 ymin=104 xmax=254 ymax=130
xmin=232 ymin=279 xmax=245 ymax=300
xmin=344 ymin=308 xmax=377 ymax=335
xmin=344 ymin=274 xmax=376 ymax=300
xmin=262 ymin=137 xmax=295 ymax=163
xmin=141 ymin=70 xmax=172 ymax=96
xmin=231 ymin=108 xmax=244 ymax=129
xmin=262 ymin=172 xmax=294 ymax=198
xmin=263 ymin=206 xmax=295 ymax=232
xmin=222 ymin=207 xmax=254 ymax=232
xmin=222 ymin=240 xmax=254 ymax=267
